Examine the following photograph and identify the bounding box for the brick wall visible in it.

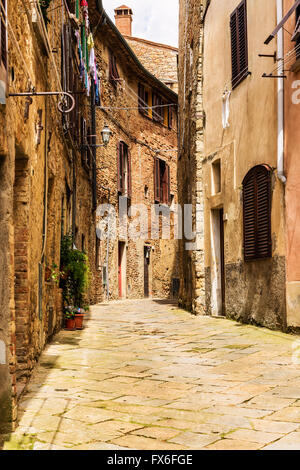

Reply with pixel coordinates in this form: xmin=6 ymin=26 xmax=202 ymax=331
xmin=0 ymin=0 xmax=100 ymax=436
xmin=178 ymin=0 xmax=206 ymax=314
xmin=91 ymin=19 xmax=179 ymax=302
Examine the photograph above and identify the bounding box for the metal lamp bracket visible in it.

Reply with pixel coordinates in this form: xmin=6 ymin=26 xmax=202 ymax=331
xmin=8 ymin=91 xmax=75 ymax=114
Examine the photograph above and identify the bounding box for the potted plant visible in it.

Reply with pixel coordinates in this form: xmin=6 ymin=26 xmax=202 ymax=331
xmin=74 ymin=307 xmax=85 ymax=330
xmin=60 ymin=234 xmax=91 ymax=331
xmin=64 ymin=306 xmax=76 ymax=330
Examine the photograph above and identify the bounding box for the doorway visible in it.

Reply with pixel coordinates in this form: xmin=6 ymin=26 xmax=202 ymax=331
xmin=118 ymin=241 xmax=126 ymax=299
xmin=210 ymin=209 xmax=226 ymax=316
xmin=144 ymin=246 xmax=150 ymax=298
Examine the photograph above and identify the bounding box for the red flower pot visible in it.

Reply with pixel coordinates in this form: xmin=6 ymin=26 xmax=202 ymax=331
xmin=65 ymin=318 xmax=76 ymax=330
xmin=75 ymin=314 xmax=84 ymax=330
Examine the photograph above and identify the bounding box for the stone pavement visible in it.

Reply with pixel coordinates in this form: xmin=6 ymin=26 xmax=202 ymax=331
xmin=3 ymin=299 xmax=300 ymax=450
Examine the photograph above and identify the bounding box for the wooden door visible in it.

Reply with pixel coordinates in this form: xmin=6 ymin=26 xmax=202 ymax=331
xmin=219 ymin=209 xmax=226 ymax=316
xmin=144 ymin=247 xmax=150 ymax=298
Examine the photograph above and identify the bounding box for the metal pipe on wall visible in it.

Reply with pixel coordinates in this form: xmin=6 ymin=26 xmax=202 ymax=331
xmin=277 ymin=0 xmax=287 ymax=184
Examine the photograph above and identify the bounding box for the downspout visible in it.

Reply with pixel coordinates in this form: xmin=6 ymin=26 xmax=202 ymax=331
xmin=277 ymin=0 xmax=287 ymax=184
xmin=39 ymin=95 xmax=48 ymax=321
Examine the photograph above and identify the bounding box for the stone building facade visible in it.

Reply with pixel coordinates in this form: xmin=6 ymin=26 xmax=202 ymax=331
xmin=281 ymin=0 xmax=300 ymax=328
xmin=0 ymin=0 xmax=103 ymax=436
xmin=0 ymin=0 xmax=178 ymax=437
xmin=89 ymin=1 xmax=179 ymax=302
xmin=114 ymin=5 xmax=178 ymax=93
xmin=179 ymin=0 xmax=294 ymax=332
xmin=178 ymin=0 xmax=206 ymax=314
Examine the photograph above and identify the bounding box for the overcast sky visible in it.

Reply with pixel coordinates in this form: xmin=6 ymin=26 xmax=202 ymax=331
xmin=102 ymin=0 xmax=179 ymax=48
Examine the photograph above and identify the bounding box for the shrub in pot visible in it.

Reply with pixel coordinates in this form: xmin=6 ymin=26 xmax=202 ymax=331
xmin=60 ymin=234 xmax=90 ymax=329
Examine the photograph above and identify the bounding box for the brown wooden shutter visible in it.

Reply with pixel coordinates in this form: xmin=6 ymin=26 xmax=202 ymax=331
xmin=243 ymin=165 xmax=272 ymax=261
xmin=230 ymin=0 xmax=248 ymax=89
xmin=154 ymin=157 xmax=160 ymax=202
xmin=127 ymin=147 xmax=132 ymax=199
xmin=0 ymin=0 xmax=7 ymax=69
xmin=118 ymin=142 xmax=124 ymax=193
xmin=167 ymin=164 xmax=170 ymax=204
xmin=109 ymin=50 xmax=113 ymax=81
xmin=109 ymin=50 xmax=119 ymax=85
xmin=138 ymin=83 xmax=146 ymax=114
xmin=168 ymin=106 xmax=172 ymax=129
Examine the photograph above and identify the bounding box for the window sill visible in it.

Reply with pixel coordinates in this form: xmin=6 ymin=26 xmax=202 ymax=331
xmin=139 ymin=110 xmax=172 ymax=130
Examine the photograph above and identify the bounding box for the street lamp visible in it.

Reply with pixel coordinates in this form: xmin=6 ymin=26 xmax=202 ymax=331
xmin=101 ymin=125 xmax=112 ymax=146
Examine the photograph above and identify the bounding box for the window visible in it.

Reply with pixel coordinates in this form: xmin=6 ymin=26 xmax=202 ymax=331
xmin=212 ymin=159 xmax=221 ymax=194
xmin=95 ymin=237 xmax=101 ymax=270
xmin=230 ymin=0 xmax=248 ymax=89
xmin=138 ymin=83 xmax=149 ymax=116
xmin=139 ymin=83 xmax=173 ymax=127
xmin=118 ymin=141 xmax=131 ymax=198
xmin=66 ymin=0 xmax=76 ymax=14
xmin=293 ymin=5 xmax=300 ymax=59
xmin=243 ymin=165 xmax=272 ymax=261
xmin=81 ymin=117 xmax=90 ymax=168
xmin=109 ymin=50 xmax=120 ymax=86
xmin=0 ymin=0 xmax=7 ymax=70
xmin=154 ymin=157 xmax=170 ymax=205
xmin=152 ymin=92 xmax=164 ymax=123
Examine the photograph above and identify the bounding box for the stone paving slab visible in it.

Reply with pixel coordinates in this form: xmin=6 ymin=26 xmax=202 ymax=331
xmin=2 ymin=299 xmax=300 ymax=450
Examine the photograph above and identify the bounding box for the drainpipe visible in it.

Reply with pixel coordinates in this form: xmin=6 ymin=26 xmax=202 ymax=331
xmin=277 ymin=0 xmax=287 ymax=184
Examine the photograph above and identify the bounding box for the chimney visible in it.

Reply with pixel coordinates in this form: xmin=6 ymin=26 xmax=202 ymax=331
xmin=114 ymin=5 xmax=133 ymax=37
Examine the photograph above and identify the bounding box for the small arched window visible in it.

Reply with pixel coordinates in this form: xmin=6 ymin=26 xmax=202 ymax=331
xmin=243 ymin=165 xmax=272 ymax=261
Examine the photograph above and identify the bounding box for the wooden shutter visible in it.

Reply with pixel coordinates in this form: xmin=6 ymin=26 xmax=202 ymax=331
xmin=243 ymin=165 xmax=272 ymax=261
xmin=138 ymin=83 xmax=146 ymax=114
xmin=230 ymin=0 xmax=248 ymax=89
xmin=154 ymin=157 xmax=160 ymax=203
xmin=0 ymin=0 xmax=7 ymax=69
xmin=168 ymin=106 xmax=172 ymax=129
xmin=127 ymin=147 xmax=132 ymax=199
xmin=118 ymin=142 xmax=124 ymax=193
xmin=167 ymin=164 xmax=170 ymax=204
xmin=152 ymin=92 xmax=163 ymax=123
xmin=109 ymin=50 xmax=113 ymax=81
xmin=109 ymin=50 xmax=119 ymax=85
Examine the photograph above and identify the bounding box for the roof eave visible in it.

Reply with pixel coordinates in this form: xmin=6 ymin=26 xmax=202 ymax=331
xmin=95 ymin=0 xmax=178 ymax=102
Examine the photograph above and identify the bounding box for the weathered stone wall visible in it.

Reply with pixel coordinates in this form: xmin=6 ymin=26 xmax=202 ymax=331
xmin=125 ymin=37 xmax=178 ymax=93
xmin=202 ymin=0 xmax=286 ymax=330
xmin=91 ymin=17 xmax=179 ymax=302
xmin=178 ymin=0 xmax=206 ymax=314
xmin=0 ymin=0 xmax=99 ymax=436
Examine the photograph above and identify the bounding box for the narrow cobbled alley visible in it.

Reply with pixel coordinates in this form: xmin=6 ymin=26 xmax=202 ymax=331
xmin=3 ymin=300 xmax=300 ymax=450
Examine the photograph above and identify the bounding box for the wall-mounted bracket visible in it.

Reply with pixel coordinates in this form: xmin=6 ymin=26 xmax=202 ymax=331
xmin=258 ymin=52 xmax=277 ymax=62
xmin=262 ymin=73 xmax=287 ymax=79
xmin=8 ymin=91 xmax=75 ymax=114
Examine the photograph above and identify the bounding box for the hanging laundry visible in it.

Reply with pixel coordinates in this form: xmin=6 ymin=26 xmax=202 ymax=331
xmin=87 ymin=33 xmax=94 ymax=50
xmin=89 ymin=48 xmax=95 ymax=75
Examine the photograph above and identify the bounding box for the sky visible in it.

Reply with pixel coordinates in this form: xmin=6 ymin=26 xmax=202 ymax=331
xmin=102 ymin=0 xmax=179 ymax=48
